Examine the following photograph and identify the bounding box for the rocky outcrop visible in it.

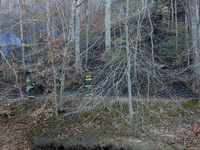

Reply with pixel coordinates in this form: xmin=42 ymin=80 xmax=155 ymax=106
xmin=32 ymin=133 xmax=162 ymax=150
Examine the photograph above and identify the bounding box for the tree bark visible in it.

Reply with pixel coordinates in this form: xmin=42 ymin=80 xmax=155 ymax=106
xmin=0 ymin=0 xmax=5 ymax=80
xmin=85 ymin=0 xmax=90 ymax=68
xmin=105 ymin=0 xmax=111 ymax=54
xmin=32 ymin=6 xmax=36 ymax=63
xmin=19 ymin=0 xmax=25 ymax=74
xmin=185 ymin=4 xmax=190 ymax=67
xmin=186 ymin=0 xmax=200 ymax=96
xmin=175 ymin=0 xmax=178 ymax=50
xmin=125 ymin=0 xmax=133 ymax=121
xmin=75 ymin=0 xmax=82 ymax=73
xmin=171 ymin=0 xmax=174 ymax=27
xmin=46 ymin=0 xmax=51 ymax=48
xmin=71 ymin=2 xmax=75 ymax=41
xmin=55 ymin=0 xmax=66 ymax=40
xmin=60 ymin=0 xmax=76 ymax=103
xmin=46 ymin=0 xmax=59 ymax=119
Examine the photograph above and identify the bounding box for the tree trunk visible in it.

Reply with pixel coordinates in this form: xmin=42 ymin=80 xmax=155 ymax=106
xmin=96 ymin=0 xmax=99 ymax=11
xmin=186 ymin=0 xmax=200 ymax=96
xmin=55 ymin=0 xmax=66 ymax=40
xmin=71 ymin=3 xmax=75 ymax=41
xmin=60 ymin=0 xmax=76 ymax=103
xmin=46 ymin=0 xmax=51 ymax=48
xmin=46 ymin=0 xmax=59 ymax=119
xmin=185 ymin=5 xmax=190 ymax=67
xmin=105 ymin=0 xmax=111 ymax=54
xmin=171 ymin=0 xmax=174 ymax=27
xmin=80 ymin=4 xmax=84 ymax=22
xmin=75 ymin=0 xmax=82 ymax=73
xmin=175 ymin=0 xmax=178 ymax=50
xmin=32 ymin=20 xmax=36 ymax=63
xmin=125 ymin=0 xmax=133 ymax=121
xmin=19 ymin=0 xmax=25 ymax=73
xmin=85 ymin=0 xmax=90 ymax=68
xmin=0 ymin=0 xmax=5 ymax=80
xmin=148 ymin=11 xmax=154 ymax=104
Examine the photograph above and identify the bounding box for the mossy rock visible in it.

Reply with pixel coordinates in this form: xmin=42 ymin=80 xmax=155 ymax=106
xmin=149 ymin=115 xmax=160 ymax=124
xmin=180 ymin=98 xmax=198 ymax=110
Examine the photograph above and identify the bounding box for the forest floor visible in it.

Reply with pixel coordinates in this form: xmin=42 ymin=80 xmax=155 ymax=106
xmin=0 ymin=0 xmax=197 ymax=149
xmin=0 ymin=93 xmax=200 ymax=150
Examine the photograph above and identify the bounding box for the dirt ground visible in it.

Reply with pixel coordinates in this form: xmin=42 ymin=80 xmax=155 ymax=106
xmin=1 ymin=95 xmax=200 ymax=150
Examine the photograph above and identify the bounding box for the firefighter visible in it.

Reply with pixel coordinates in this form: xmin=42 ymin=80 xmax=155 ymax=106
xmin=163 ymin=6 xmax=170 ymax=20
xmin=55 ymin=69 xmax=61 ymax=96
xmin=153 ymin=0 xmax=158 ymax=11
xmin=26 ymin=70 xmax=35 ymax=99
xmin=82 ymin=69 xmax=93 ymax=97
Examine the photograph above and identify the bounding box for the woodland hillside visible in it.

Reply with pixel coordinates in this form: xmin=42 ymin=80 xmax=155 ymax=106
xmin=1 ymin=0 xmax=200 ymax=149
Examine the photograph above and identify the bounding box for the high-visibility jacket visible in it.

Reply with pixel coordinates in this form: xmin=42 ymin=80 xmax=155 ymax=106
xmin=153 ymin=0 xmax=158 ymax=4
xmin=83 ymin=73 xmax=92 ymax=88
xmin=55 ymin=73 xmax=61 ymax=86
xmin=26 ymin=74 xmax=35 ymax=90
xmin=163 ymin=6 xmax=170 ymax=13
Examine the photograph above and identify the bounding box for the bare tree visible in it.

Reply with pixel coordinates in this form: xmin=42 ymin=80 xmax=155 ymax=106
xmin=105 ymin=0 xmax=111 ymax=55
xmin=125 ymin=0 xmax=133 ymax=120
xmin=60 ymin=0 xmax=75 ymax=103
xmin=46 ymin=0 xmax=59 ymax=119
xmin=185 ymin=0 xmax=200 ymax=98
xmin=185 ymin=0 xmax=190 ymax=67
xmin=85 ymin=0 xmax=90 ymax=68
xmin=175 ymin=0 xmax=178 ymax=50
xmin=75 ymin=0 xmax=82 ymax=73
xmin=46 ymin=0 xmax=51 ymax=48
xmin=171 ymin=0 xmax=174 ymax=27
xmin=71 ymin=0 xmax=75 ymax=41
xmin=19 ymin=0 xmax=25 ymax=73
xmin=0 ymin=0 xmax=5 ymax=80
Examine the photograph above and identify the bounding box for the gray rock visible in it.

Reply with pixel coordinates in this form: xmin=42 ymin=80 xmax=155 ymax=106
xmin=32 ymin=136 xmax=161 ymax=150
xmin=102 ymin=52 xmax=110 ymax=57
xmin=161 ymin=134 xmax=176 ymax=144
xmin=171 ymin=143 xmax=185 ymax=150
xmin=198 ymin=144 xmax=200 ymax=149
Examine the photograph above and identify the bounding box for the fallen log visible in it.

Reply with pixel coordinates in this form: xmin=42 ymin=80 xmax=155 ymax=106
xmin=0 ymin=110 xmax=11 ymax=118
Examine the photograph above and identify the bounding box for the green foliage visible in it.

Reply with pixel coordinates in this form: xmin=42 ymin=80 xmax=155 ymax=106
xmin=11 ymin=104 xmax=22 ymax=110
xmin=44 ymin=124 xmax=49 ymax=127
xmin=105 ymin=45 xmax=110 ymax=49
xmin=154 ymin=24 xmax=191 ymax=60
xmin=120 ymin=49 xmax=126 ymax=56
xmin=154 ymin=35 xmax=182 ymax=59
xmin=32 ymin=128 xmax=38 ymax=134
xmin=149 ymin=115 xmax=159 ymax=124
xmin=115 ymin=58 xmax=122 ymax=64
xmin=47 ymin=102 xmax=53 ymax=106
xmin=38 ymin=114 xmax=46 ymax=122
xmin=180 ymin=99 xmax=198 ymax=110
xmin=11 ymin=104 xmax=16 ymax=109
